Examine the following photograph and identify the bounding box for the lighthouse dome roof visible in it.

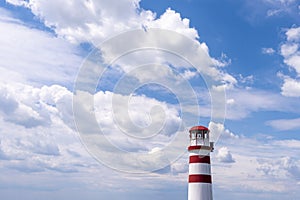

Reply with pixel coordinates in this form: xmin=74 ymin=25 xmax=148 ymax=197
xmin=189 ymin=125 xmax=209 ymax=132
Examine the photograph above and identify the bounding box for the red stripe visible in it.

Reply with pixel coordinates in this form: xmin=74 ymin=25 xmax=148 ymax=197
xmin=188 ymin=145 xmax=211 ymax=151
xmin=189 ymin=174 xmax=212 ymax=183
xmin=189 ymin=155 xmax=210 ymax=164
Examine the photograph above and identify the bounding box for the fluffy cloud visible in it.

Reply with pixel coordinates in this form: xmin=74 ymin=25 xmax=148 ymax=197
xmin=283 ymin=52 xmax=300 ymax=74
xmin=0 ymin=79 xmax=187 ymax=173
xmin=74 ymin=89 xmax=190 ymax=172
xmin=4 ymin=1 xmax=236 ymax=139
xmin=281 ymin=77 xmax=300 ymax=97
xmin=0 ymin=80 xmax=188 ymax=198
xmin=4 ymin=77 xmax=286 ymax=195
xmin=209 ymin=122 xmax=239 ymax=142
xmin=280 ymin=43 xmax=298 ymax=57
xmin=279 ymin=26 xmax=300 ymax=97
xmin=2 ymin=1 xmax=300 ymax=199
xmin=0 ymin=83 xmax=77 ymax=161
xmin=93 ymin=90 xmax=182 ymax=140
xmin=286 ymin=26 xmax=300 ymax=42
xmin=0 ymin=83 xmax=75 ymax=129
xmin=0 ymin=1 xmax=229 ymax=174
xmin=147 ymin=8 xmax=198 ymax=39
xmin=215 ymin=146 xmax=235 ymax=163
xmin=257 ymin=156 xmax=300 ymax=180
xmin=7 ymin=0 xmax=198 ymax=44
xmin=6 ymin=0 xmax=236 ymax=90
xmin=0 ymin=81 xmax=300 ymax=197
xmin=6 ymin=0 xmax=155 ymax=44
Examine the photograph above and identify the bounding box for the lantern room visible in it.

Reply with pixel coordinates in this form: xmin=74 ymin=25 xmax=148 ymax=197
xmin=189 ymin=125 xmax=214 ymax=152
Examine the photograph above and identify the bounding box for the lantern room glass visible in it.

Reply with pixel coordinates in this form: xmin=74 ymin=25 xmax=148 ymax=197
xmin=189 ymin=130 xmax=210 ymax=147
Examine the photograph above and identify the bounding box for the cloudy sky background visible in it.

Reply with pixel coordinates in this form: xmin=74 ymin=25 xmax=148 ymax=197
xmin=0 ymin=0 xmax=300 ymax=199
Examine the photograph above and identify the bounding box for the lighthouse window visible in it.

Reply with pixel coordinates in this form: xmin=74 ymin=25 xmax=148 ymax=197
xmin=191 ymin=133 xmax=196 ymax=139
xmin=204 ymin=132 xmax=208 ymax=139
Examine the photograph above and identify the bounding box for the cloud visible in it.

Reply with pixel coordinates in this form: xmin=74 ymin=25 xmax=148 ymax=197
xmin=266 ymin=117 xmax=300 ymax=130
xmin=262 ymin=47 xmax=275 ymax=55
xmin=3 ymin=2 xmax=236 ymax=143
xmin=271 ymin=139 xmax=300 ymax=148
xmin=5 ymin=1 xmax=237 ymax=90
xmin=147 ymin=8 xmax=198 ymax=39
xmin=281 ymin=26 xmax=300 ymax=65
xmin=284 ymin=53 xmax=300 ymax=74
xmin=278 ymin=26 xmax=300 ymax=97
xmin=170 ymin=161 xmax=188 ymax=175
xmin=213 ymin=127 xmax=300 ymax=194
xmin=93 ymin=90 xmax=182 ymax=140
xmin=0 ymin=84 xmax=46 ymax=128
xmin=2 ymin=1 xmax=300 ymax=198
xmin=0 ymin=85 xmax=18 ymax=114
xmin=257 ymin=156 xmax=300 ymax=180
xmin=215 ymin=146 xmax=235 ymax=163
xmin=286 ymin=26 xmax=300 ymax=42
xmin=6 ymin=0 xmax=28 ymax=6
xmin=0 ymin=140 xmax=10 ymax=160
xmin=0 ymin=80 xmax=190 ymax=193
xmin=238 ymin=74 xmax=254 ymax=85
xmin=0 ymin=83 xmax=74 ymax=154
xmin=211 ymin=53 xmax=232 ymax=67
xmin=224 ymin=87 xmax=300 ymax=119
xmin=280 ymin=43 xmax=298 ymax=57
xmin=0 ymin=80 xmax=300 ymax=197
xmin=0 ymin=8 xmax=82 ymax=86
xmin=73 ymin=88 xmax=191 ymax=172
xmin=0 ymin=80 xmax=187 ymax=173
xmin=209 ymin=122 xmax=239 ymax=142
xmin=0 ymin=83 xmax=75 ymax=129
xmin=281 ymin=77 xmax=300 ymax=97
xmin=29 ymin=139 xmax=61 ymax=156
xmin=265 ymin=0 xmax=299 ymax=17
xmin=240 ymin=0 xmax=299 ymax=24
xmin=6 ymin=0 xmax=155 ymax=44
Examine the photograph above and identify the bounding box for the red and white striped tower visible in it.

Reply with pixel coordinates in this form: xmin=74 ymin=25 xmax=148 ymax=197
xmin=188 ymin=125 xmax=214 ymax=200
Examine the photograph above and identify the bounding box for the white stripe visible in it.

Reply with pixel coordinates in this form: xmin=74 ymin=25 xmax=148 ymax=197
xmin=189 ymin=163 xmax=211 ymax=175
xmin=189 ymin=151 xmax=211 ymax=156
xmin=188 ymin=183 xmax=213 ymax=200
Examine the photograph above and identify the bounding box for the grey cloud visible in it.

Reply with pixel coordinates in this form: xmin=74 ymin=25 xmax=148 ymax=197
xmin=31 ymin=141 xmax=60 ymax=156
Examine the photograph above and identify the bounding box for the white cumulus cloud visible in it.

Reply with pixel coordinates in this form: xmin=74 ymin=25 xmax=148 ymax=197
xmin=279 ymin=26 xmax=300 ymax=97
xmin=5 ymin=0 xmax=237 ymax=89
xmin=286 ymin=26 xmax=300 ymax=42
xmin=280 ymin=77 xmax=300 ymax=97
xmin=215 ymin=146 xmax=235 ymax=163
xmin=8 ymin=0 xmax=155 ymax=44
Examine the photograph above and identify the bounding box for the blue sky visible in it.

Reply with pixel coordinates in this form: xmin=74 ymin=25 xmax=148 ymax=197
xmin=0 ymin=0 xmax=300 ymax=199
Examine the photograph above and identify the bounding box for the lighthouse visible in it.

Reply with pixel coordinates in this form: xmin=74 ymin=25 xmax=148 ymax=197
xmin=188 ymin=125 xmax=214 ymax=200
